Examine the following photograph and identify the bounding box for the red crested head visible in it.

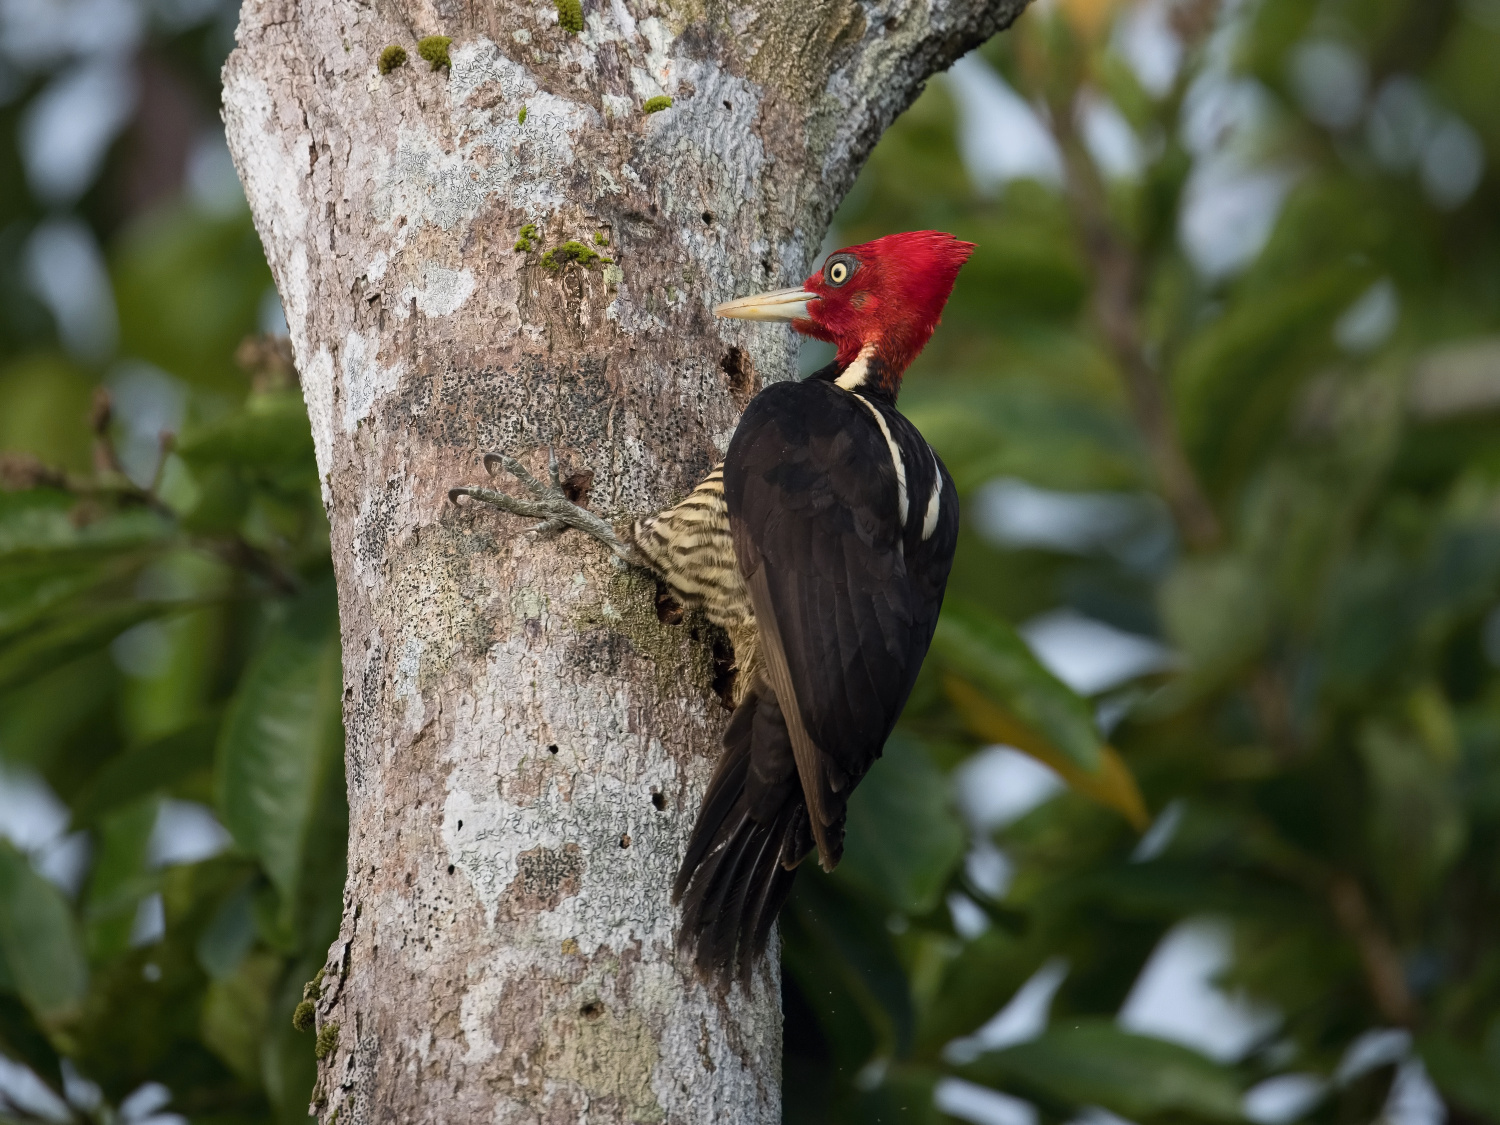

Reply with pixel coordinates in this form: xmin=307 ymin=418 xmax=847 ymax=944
xmin=715 ymin=230 xmax=975 ymax=399
xmin=796 ymin=231 xmax=975 ymax=374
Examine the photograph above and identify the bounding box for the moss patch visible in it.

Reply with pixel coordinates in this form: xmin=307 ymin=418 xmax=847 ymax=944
xmin=377 ymin=44 xmax=407 ymax=74
xmin=416 ymin=35 xmax=452 ymax=70
xmin=541 ymin=240 xmax=603 ymax=270
xmin=642 ymin=95 xmax=672 ymax=114
xmin=292 ymin=999 xmax=316 ymax=1032
xmin=593 ymin=231 xmax=608 ymax=245
xmin=514 ymin=223 xmax=537 ymax=253
xmin=518 ymin=105 xmax=528 ymax=124
xmin=314 ymin=1021 xmax=340 ymax=1061
xmin=555 ymin=0 xmax=584 ymax=33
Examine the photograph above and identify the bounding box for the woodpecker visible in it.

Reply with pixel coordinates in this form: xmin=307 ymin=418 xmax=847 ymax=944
xmin=452 ymin=230 xmax=972 ymax=981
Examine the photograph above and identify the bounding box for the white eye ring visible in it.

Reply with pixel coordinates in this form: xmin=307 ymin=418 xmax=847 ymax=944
xmin=828 ymin=261 xmax=848 ymax=284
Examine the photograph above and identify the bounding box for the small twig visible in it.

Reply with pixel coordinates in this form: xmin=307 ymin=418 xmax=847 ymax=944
xmin=1034 ymin=15 xmax=1225 ymax=551
xmin=1329 ymin=874 xmax=1417 ymax=1026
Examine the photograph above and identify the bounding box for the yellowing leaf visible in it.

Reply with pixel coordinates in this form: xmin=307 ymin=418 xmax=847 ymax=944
xmin=945 ymin=675 xmax=1149 ymax=830
xmin=1056 ymin=0 xmax=1127 ymax=38
xmin=933 ymin=604 xmax=1103 ymax=772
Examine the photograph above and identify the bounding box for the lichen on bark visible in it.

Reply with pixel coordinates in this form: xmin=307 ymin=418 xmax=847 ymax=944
xmin=221 ymin=0 xmax=1030 ymax=1120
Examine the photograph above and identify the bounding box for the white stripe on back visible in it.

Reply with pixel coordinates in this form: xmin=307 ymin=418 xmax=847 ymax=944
xmin=853 ymin=394 xmax=908 ymax=526
xmin=921 ymin=450 xmax=942 ymax=540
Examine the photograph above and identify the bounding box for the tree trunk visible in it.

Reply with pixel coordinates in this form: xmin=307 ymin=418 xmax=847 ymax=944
xmin=221 ymin=0 xmax=1026 ymax=1119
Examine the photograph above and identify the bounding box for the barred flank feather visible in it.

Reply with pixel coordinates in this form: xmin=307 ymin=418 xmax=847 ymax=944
xmin=632 ymin=464 xmax=753 ymax=634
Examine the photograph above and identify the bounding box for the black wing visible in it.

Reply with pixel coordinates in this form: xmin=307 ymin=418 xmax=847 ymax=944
xmin=724 ymin=377 xmax=959 ymax=868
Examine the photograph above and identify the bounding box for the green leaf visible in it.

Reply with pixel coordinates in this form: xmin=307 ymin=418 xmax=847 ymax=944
xmin=0 ymin=561 xmax=117 ymax=644
xmin=71 ymin=716 xmax=219 ymax=824
xmin=785 ymin=871 xmax=916 ymax=1059
xmin=0 ymin=601 xmax=169 ymax=694
xmin=1419 ymin=1032 xmax=1500 ymax=1118
xmin=1174 ymin=262 xmax=1368 ymax=496
xmin=850 ymin=1064 xmax=947 ymax=1124
xmin=1153 ymin=553 xmax=1271 ymax=707
xmin=196 ymin=880 xmax=258 ymax=979
xmin=111 ymin=206 xmax=274 ymax=390
xmin=0 ymin=491 xmax=171 ymax=560
xmin=907 ymin=387 xmax=1147 ymax=495
xmin=837 ymin=733 xmax=965 ymax=916
xmin=85 ymin=798 xmax=160 ymax=960
xmin=199 ymin=948 xmax=279 ymax=1083
xmin=917 ymin=928 xmax=1037 ymax=1053
xmin=932 ymin=601 xmax=1102 ymax=771
xmin=0 ymin=353 xmax=98 ymax=474
xmin=960 ymin=1019 xmax=1244 ymax=1120
xmin=175 ymin=391 xmax=316 ymax=478
xmin=0 ymin=844 xmax=88 ymax=1023
xmin=0 ymin=495 xmax=176 ymax=692
xmin=216 ymin=586 xmax=343 ymax=905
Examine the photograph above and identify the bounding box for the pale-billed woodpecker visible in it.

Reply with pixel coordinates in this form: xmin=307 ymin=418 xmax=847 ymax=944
xmin=451 ymin=230 xmax=973 ymax=981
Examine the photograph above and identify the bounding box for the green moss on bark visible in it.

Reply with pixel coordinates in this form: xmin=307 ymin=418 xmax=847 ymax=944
xmin=416 ymin=35 xmax=452 ymax=70
xmin=555 ymin=0 xmax=583 ymax=33
xmin=314 ymin=1021 xmax=340 ymax=1060
xmin=541 ymin=240 xmax=602 ymax=270
xmin=377 ymin=45 xmax=407 ymax=74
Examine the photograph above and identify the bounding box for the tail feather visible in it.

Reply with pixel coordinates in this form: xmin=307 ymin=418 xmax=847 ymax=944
xmin=673 ymin=678 xmax=811 ymax=982
xmin=672 ymin=705 xmax=753 ymax=900
xmin=742 ymin=813 xmax=804 ymax=969
xmin=700 ymin=814 xmax=768 ymax=974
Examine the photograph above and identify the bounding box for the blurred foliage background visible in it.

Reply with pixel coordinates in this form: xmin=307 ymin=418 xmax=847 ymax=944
xmin=0 ymin=0 xmax=341 ymax=1119
xmin=0 ymin=0 xmax=1498 ymax=1123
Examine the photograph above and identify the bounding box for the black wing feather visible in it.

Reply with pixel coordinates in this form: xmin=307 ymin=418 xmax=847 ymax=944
xmin=674 ymin=376 xmax=958 ymax=980
xmin=725 ymin=378 xmax=958 ymax=865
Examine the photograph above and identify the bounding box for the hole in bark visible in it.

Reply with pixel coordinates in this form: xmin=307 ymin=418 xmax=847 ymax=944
xmin=447 ymin=864 xmax=455 ymax=875
xmin=547 ymin=744 xmax=559 ymax=755
xmin=619 ymin=835 xmax=631 ymax=848
xmin=702 ymin=211 xmax=714 ymax=225
xmin=723 ymin=100 xmax=732 ymax=110
xmin=721 ymin=346 xmax=756 ymax=400
xmin=457 ymin=820 xmax=463 ymax=829
xmin=712 ymin=635 xmax=737 ymax=711
xmin=655 ymin=582 xmax=684 ymax=625
xmin=561 ymin=468 xmax=594 ymax=504
xmin=651 ymin=792 xmax=666 ymax=811
xmin=580 ymin=1000 xmax=605 ymax=1020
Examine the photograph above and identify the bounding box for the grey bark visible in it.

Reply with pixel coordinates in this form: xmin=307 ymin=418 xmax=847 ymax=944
xmin=221 ymin=0 xmax=1027 ymax=1120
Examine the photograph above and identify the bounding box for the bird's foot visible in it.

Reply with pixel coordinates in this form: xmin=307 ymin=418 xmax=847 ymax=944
xmin=449 ymin=450 xmax=629 ymax=558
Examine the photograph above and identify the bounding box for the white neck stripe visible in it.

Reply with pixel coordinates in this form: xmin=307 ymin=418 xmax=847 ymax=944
xmin=835 ymin=342 xmax=878 ymax=391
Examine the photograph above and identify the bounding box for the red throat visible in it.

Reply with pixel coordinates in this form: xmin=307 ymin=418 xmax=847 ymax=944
xmin=796 ymin=230 xmax=975 ymax=395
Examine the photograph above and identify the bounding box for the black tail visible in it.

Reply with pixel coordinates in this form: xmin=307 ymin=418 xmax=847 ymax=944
xmin=673 ymin=678 xmax=813 ymax=983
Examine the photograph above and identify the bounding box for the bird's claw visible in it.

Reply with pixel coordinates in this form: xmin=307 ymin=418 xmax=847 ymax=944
xmin=452 ymin=449 xmax=628 ymax=558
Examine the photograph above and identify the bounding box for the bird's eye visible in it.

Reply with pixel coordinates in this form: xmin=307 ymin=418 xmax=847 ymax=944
xmin=825 ymin=256 xmax=856 ymax=287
